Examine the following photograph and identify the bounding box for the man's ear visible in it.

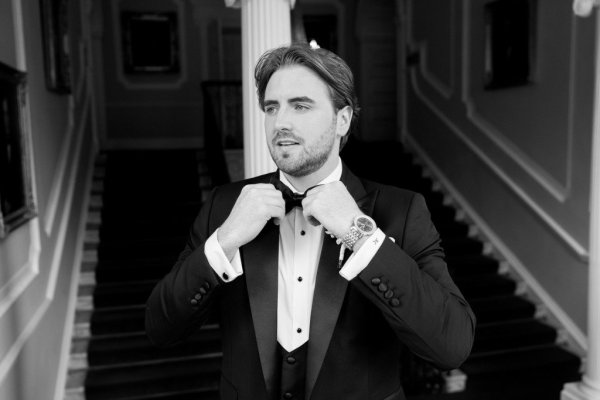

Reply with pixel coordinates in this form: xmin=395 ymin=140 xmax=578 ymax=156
xmin=336 ymin=106 xmax=353 ymax=138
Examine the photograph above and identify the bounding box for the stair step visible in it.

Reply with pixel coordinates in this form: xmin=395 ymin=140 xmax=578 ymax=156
xmin=96 ymin=237 xmax=186 ymax=261
xmin=421 ymin=191 xmax=445 ymax=207
xmin=454 ymin=274 xmax=516 ymax=299
xmin=469 ymin=295 xmax=537 ymax=324
xmin=90 ymin=306 xmax=146 ymax=335
xmin=85 ymin=356 xmax=221 ymax=400
xmin=462 ymin=345 xmax=580 ymax=379
xmin=101 ymin=211 xmax=197 ymax=226
xmin=428 ymin=204 xmax=457 ymax=222
xmin=99 ymin=219 xmax=195 ymax=240
xmin=100 ymin=201 xmax=201 ymax=218
xmin=93 ymin=281 xmax=158 ymax=308
xmin=95 ymin=264 xmax=172 ymax=284
xmin=440 ymin=236 xmax=484 ymax=257
xmin=88 ymin=325 xmax=221 ymax=367
xmin=64 ymin=387 xmax=84 ymax=400
xmin=446 ymin=255 xmax=499 ymax=277
xmin=472 ymin=319 xmax=557 ymax=355
xmin=102 ymin=185 xmax=201 ymax=201
xmin=435 ymin=221 xmax=470 ymax=238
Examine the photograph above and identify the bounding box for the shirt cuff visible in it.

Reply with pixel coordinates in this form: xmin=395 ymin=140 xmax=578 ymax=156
xmin=339 ymin=229 xmax=386 ymax=281
xmin=204 ymin=228 xmax=243 ymax=282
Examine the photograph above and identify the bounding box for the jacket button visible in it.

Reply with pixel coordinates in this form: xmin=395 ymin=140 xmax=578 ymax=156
xmin=203 ymin=282 xmax=211 ymax=290
xmin=190 ymin=298 xmax=198 ymax=305
xmin=378 ymin=283 xmax=388 ymax=292
xmin=371 ymin=277 xmax=381 ymax=286
xmin=287 ymin=356 xmax=296 ymax=364
xmin=222 ymin=273 xmax=229 ymax=281
xmin=199 ymin=287 xmax=207 ymax=295
xmin=194 ymin=293 xmax=202 ymax=301
xmin=284 ymin=392 xmax=293 ymax=399
xmin=384 ymin=290 xmax=394 ymax=299
xmin=390 ymin=298 xmax=401 ymax=307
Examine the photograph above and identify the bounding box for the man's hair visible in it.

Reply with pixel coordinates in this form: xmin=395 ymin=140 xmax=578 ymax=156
xmin=254 ymin=44 xmax=360 ymax=150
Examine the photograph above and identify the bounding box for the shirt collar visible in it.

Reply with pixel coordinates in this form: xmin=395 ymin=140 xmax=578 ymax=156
xmin=279 ymin=157 xmax=343 ymax=194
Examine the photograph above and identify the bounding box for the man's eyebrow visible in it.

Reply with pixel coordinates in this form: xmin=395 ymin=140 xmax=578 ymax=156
xmin=289 ymin=96 xmax=315 ymax=104
xmin=263 ymin=100 xmax=279 ymax=108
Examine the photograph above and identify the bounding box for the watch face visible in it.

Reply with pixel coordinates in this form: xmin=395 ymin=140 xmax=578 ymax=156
xmin=356 ymin=216 xmax=375 ymax=234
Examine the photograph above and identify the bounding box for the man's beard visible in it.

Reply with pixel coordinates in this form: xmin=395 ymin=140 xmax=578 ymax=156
xmin=269 ymin=120 xmax=337 ymax=177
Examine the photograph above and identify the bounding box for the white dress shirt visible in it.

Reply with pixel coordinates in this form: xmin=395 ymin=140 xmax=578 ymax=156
xmin=204 ymin=158 xmax=385 ymax=351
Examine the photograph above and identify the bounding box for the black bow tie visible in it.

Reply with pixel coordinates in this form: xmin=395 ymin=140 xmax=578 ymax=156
xmin=270 ymin=175 xmax=320 ymax=214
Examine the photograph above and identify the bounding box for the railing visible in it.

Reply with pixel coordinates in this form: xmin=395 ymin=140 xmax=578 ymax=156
xmin=201 ymin=80 xmax=243 ymax=186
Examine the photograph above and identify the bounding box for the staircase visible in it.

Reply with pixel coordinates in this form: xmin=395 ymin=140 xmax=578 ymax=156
xmin=65 ymin=150 xmax=220 ymax=400
xmin=64 ymin=144 xmax=582 ymax=399
xmin=342 ymin=139 xmax=582 ymax=399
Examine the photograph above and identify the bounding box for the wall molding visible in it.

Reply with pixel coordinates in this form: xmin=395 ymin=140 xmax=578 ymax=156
xmin=405 ymin=133 xmax=588 ymax=355
xmin=409 ymin=69 xmax=589 ymax=260
xmin=46 ymin=95 xmax=90 ymax=300
xmin=459 ymin=0 xmax=575 ymax=203
xmin=52 ymin=136 xmax=97 ymax=400
xmin=43 ymin=98 xmax=75 ymax=235
xmin=111 ymin=0 xmax=188 ymax=90
xmin=0 ymin=297 xmax=49 ymax=385
xmin=0 ymin=254 xmax=38 ymax=319
xmin=11 ymin=0 xmax=26 ymax=69
xmin=406 ymin=0 xmax=455 ymax=99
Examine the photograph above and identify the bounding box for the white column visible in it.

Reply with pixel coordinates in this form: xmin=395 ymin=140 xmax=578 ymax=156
xmin=562 ymin=4 xmax=600 ymax=400
xmin=226 ymin=0 xmax=293 ymax=178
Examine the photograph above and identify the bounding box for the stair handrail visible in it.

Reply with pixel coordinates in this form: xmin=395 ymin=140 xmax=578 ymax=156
xmin=201 ymin=80 xmax=243 ymax=186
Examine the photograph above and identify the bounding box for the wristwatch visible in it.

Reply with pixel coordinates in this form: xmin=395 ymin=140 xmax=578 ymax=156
xmin=341 ymin=215 xmax=377 ymax=251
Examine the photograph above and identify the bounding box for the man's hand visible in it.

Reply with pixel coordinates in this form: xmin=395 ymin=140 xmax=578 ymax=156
xmin=218 ymin=183 xmax=285 ymax=260
xmin=301 ymin=181 xmax=362 ymax=239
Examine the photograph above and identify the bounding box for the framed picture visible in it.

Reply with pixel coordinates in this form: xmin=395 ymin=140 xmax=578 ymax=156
xmin=121 ymin=11 xmax=180 ymax=74
xmin=0 ymin=62 xmax=36 ymax=239
xmin=40 ymin=0 xmax=72 ymax=93
xmin=484 ymin=0 xmax=536 ymax=90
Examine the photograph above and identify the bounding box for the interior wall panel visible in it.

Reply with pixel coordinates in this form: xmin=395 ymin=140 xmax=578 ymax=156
xmin=0 ymin=0 xmax=97 ymax=399
xmin=406 ymin=0 xmax=594 ymax=334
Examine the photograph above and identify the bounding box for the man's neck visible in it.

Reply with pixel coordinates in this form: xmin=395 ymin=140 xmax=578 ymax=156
xmin=282 ymin=157 xmax=342 ymax=193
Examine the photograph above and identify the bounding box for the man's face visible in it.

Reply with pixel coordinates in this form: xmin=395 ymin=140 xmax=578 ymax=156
xmin=263 ymin=65 xmax=348 ymax=178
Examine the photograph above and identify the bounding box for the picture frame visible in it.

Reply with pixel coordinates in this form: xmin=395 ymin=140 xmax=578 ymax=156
xmin=121 ymin=11 xmax=180 ymax=74
xmin=0 ymin=62 xmax=36 ymax=239
xmin=484 ymin=0 xmax=536 ymax=90
xmin=39 ymin=0 xmax=72 ymax=94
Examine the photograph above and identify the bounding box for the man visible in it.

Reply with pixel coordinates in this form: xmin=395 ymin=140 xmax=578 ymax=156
xmin=146 ymin=44 xmax=475 ymax=400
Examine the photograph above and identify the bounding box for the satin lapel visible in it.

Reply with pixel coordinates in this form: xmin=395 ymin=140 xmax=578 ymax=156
xmin=305 ymin=234 xmax=347 ymax=399
xmin=305 ymin=164 xmax=379 ymax=399
xmin=242 ymin=174 xmax=280 ymax=398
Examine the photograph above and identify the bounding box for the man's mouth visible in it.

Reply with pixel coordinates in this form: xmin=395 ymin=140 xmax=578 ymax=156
xmin=277 ymin=139 xmax=299 ymax=147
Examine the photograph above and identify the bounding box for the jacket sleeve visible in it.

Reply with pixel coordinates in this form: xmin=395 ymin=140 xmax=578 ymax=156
xmin=145 ymin=188 xmax=225 ymax=347
xmin=351 ymin=191 xmax=476 ymax=370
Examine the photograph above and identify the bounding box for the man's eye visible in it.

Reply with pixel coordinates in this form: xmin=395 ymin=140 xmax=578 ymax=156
xmin=265 ymin=106 xmax=277 ymax=114
xmin=295 ymin=104 xmax=309 ymax=111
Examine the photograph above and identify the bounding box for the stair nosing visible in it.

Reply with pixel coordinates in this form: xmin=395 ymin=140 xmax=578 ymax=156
xmin=85 ymin=351 xmax=223 ymax=372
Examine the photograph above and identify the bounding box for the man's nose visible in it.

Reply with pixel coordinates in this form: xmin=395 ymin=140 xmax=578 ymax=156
xmin=273 ymin=107 xmax=293 ymax=130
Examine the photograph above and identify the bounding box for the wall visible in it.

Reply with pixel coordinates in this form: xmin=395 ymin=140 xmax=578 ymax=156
xmin=0 ymin=0 xmax=97 ymax=399
xmin=355 ymin=0 xmax=398 ymax=140
xmin=98 ymin=0 xmax=241 ymax=149
xmin=405 ymin=0 xmax=595 ymax=346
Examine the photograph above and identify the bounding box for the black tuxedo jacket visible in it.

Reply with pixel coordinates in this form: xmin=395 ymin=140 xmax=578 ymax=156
xmin=146 ymin=166 xmax=476 ymax=400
